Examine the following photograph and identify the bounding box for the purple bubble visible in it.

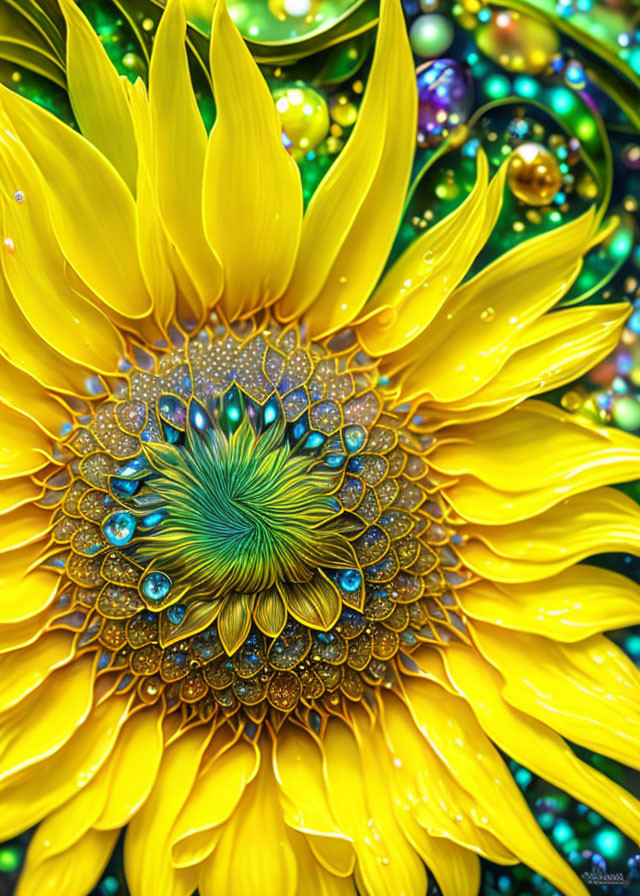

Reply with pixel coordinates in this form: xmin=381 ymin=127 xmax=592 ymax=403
xmin=417 ymin=59 xmax=473 ymax=137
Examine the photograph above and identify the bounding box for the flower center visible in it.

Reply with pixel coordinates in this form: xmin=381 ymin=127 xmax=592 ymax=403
xmin=44 ymin=323 xmax=469 ymax=731
xmin=134 ymin=405 xmax=349 ymax=599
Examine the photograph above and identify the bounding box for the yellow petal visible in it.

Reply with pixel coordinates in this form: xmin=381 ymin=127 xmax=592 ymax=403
xmin=279 ymin=0 xmax=415 ymax=336
xmin=381 ymin=694 xmax=515 ymax=863
xmin=402 ymin=678 xmax=589 ymax=896
xmin=16 ymin=828 xmax=118 ymax=896
xmin=0 ymin=405 xmax=52 ymax=479
xmin=0 ymin=131 xmax=126 ymax=371
xmin=0 ymin=505 xmax=51 ymax=555
xmin=0 ymin=353 xmax=70 ymax=439
xmin=128 ymin=79 xmax=177 ymax=331
xmin=149 ymin=0 xmax=222 ymax=318
xmin=0 ymin=543 xmax=59 ymax=623
xmin=26 ymin=763 xmax=111 ymax=866
xmin=288 ymin=831 xmax=358 ymax=896
xmin=171 ymin=735 xmax=259 ymax=867
xmin=461 ymin=566 xmax=640 ymax=641
xmin=443 ymin=642 xmax=640 ymax=848
xmin=0 ymin=695 xmax=130 ymax=840
xmin=359 ymin=155 xmax=507 ymax=356
xmin=218 ymin=592 xmax=253 ymax=655
xmin=0 ymin=631 xmax=74 ymax=712
xmin=203 ymin=0 xmax=301 ymax=319
xmin=278 ymin=573 xmax=341 ymax=630
xmin=274 ymin=725 xmax=354 ymax=875
xmin=94 ymin=706 xmax=164 ymax=829
xmin=59 ymin=0 xmax=137 ymax=192
xmin=198 ymin=738 xmax=298 ymax=896
xmin=0 ymin=606 xmax=49 ymax=653
xmin=393 ymin=209 xmax=595 ymax=403
xmin=394 ymin=812 xmax=481 ymax=896
xmin=124 ymin=726 xmax=211 ymax=896
xmin=0 ymin=86 xmax=151 ymax=318
xmin=0 ymin=478 xmax=43 ymax=516
xmin=0 ymin=269 xmax=89 ymax=395
xmin=434 ymin=400 xmax=640 ymax=523
xmin=422 ymin=303 xmax=631 ymax=426
xmin=324 ymin=716 xmax=427 ymax=896
xmin=472 ymin=623 xmax=640 ymax=770
xmin=254 ymin=586 xmax=287 ymax=637
xmin=0 ymin=654 xmax=95 ymax=783
xmin=459 ymin=487 xmax=640 ymax=582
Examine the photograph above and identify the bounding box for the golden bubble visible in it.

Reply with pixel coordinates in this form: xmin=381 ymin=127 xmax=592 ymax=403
xmin=477 ymin=11 xmax=559 ymax=73
xmin=561 ymin=389 xmax=584 ymax=412
xmin=331 ymin=98 xmax=358 ymax=128
xmin=273 ymin=84 xmax=329 ymax=152
xmin=507 ymin=142 xmax=563 ymax=206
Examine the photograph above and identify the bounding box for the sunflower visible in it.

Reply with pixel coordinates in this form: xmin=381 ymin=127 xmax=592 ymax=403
xmin=1 ymin=0 xmax=639 ymax=894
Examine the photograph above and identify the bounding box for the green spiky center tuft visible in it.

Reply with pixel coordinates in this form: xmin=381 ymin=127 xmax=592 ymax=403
xmin=141 ymin=414 xmax=349 ymax=596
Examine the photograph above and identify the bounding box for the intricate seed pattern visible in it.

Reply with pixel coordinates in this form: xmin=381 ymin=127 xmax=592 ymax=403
xmin=43 ymin=324 xmax=469 ymax=733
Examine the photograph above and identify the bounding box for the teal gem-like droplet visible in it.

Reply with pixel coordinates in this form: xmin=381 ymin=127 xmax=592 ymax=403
xmin=339 ymin=568 xmax=362 ymax=592
xmin=343 ymin=424 xmax=366 ymax=453
xmin=167 ymin=604 xmax=186 ymax=625
xmin=103 ymin=511 xmax=136 ymax=546
xmin=141 ymin=571 xmax=172 ymax=604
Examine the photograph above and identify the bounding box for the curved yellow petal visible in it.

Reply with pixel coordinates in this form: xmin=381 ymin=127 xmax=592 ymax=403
xmin=124 ymin=725 xmax=211 ymax=896
xmin=94 ymin=706 xmax=164 ymax=829
xmin=0 ymin=477 xmax=42 ymax=516
xmin=288 ymin=831 xmax=358 ymax=896
xmin=0 ymin=606 xmax=49 ymax=653
xmin=197 ymin=739 xmax=298 ymax=896
xmin=0 ymin=543 xmax=59 ymax=623
xmin=149 ymin=0 xmax=222 ymax=319
xmin=421 ymin=302 xmax=631 ymax=426
xmin=0 ymin=86 xmax=151 ymax=318
xmin=278 ymin=0 xmax=415 ymax=336
xmin=434 ymin=400 xmax=640 ymax=523
xmin=0 ymin=270 xmax=89 ymax=395
xmin=402 ymin=678 xmax=589 ymax=896
xmin=171 ymin=735 xmax=259 ymax=867
xmin=0 ymin=131 xmax=126 ymax=371
xmin=0 ymin=353 xmax=70 ymax=439
xmin=218 ymin=592 xmax=253 ymax=655
xmin=324 ymin=716 xmax=427 ymax=896
xmin=381 ymin=694 xmax=516 ymax=863
xmin=359 ymin=155 xmax=507 ymax=356
xmin=25 ymin=763 xmax=111 ymax=866
xmin=471 ymin=623 xmax=640 ymax=770
xmin=396 ymin=813 xmax=481 ymax=896
xmin=0 ymin=405 xmax=52 ymax=479
xmin=203 ymin=0 xmax=301 ymax=320
xmin=0 ymin=631 xmax=74 ymax=712
xmin=16 ymin=827 xmax=118 ymax=896
xmin=274 ymin=725 xmax=354 ymax=875
xmin=254 ymin=586 xmax=286 ymax=637
xmin=392 ymin=209 xmax=595 ymax=403
xmin=461 ymin=567 xmax=640 ymax=641
xmin=128 ymin=79 xmax=177 ymax=331
xmin=0 ymin=695 xmax=130 ymax=840
xmin=443 ymin=642 xmax=640 ymax=847
xmin=0 ymin=504 xmax=51 ymax=555
xmin=278 ymin=574 xmax=341 ymax=630
xmin=459 ymin=487 xmax=640 ymax=582
xmin=59 ymin=0 xmax=137 ymax=192
xmin=0 ymin=654 xmax=95 ymax=783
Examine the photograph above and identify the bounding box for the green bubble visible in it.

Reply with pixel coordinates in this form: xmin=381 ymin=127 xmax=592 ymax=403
xmin=613 ymin=396 xmax=640 ymax=432
xmin=0 ymin=847 xmax=21 ymax=873
xmin=594 ymin=828 xmax=623 ymax=858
